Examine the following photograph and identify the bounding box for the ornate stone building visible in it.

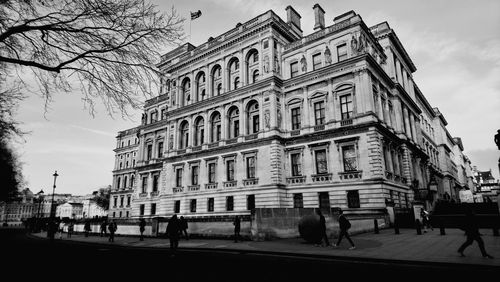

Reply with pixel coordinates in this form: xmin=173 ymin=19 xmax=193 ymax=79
xmin=110 ymin=5 xmax=472 ymax=230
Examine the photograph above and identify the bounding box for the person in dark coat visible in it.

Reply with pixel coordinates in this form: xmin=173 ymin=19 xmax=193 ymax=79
xmin=233 ymin=215 xmax=241 ymax=243
xmin=108 ymin=220 xmax=117 ymax=242
xmin=166 ymin=215 xmax=180 ymax=254
xmin=179 ymin=216 xmax=189 ymax=240
xmin=100 ymin=221 xmax=107 ymax=237
xmin=457 ymin=209 xmax=494 ymax=258
xmin=316 ymin=209 xmax=330 ymax=247
xmin=84 ymin=220 xmax=91 ymax=237
xmin=139 ymin=218 xmax=146 ymax=241
xmin=333 ymin=209 xmax=355 ymax=250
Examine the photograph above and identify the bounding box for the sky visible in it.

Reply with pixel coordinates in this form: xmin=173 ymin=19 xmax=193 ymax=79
xmin=13 ymin=0 xmax=500 ymax=196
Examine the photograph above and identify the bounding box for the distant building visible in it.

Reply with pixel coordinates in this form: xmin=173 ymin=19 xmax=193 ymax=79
xmin=473 ymin=168 xmax=500 ymax=202
xmin=0 ymin=188 xmax=36 ymax=226
xmin=56 ymin=202 xmax=83 ymax=219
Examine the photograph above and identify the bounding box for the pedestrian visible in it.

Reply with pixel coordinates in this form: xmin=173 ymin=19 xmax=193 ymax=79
xmin=179 ymin=216 xmax=189 ymax=240
xmin=166 ymin=215 xmax=180 ymax=256
xmin=84 ymin=220 xmax=91 ymax=237
xmin=139 ymin=218 xmax=146 ymax=241
xmin=58 ymin=221 xmax=64 ymax=239
xmin=108 ymin=220 xmax=117 ymax=242
xmin=333 ymin=209 xmax=355 ymax=250
xmin=457 ymin=208 xmax=494 ymax=259
xmin=233 ymin=215 xmax=241 ymax=243
xmin=420 ymin=208 xmax=433 ymax=232
xmin=100 ymin=220 xmax=107 ymax=237
xmin=67 ymin=221 xmax=74 ymax=238
xmin=316 ymin=209 xmax=330 ymax=247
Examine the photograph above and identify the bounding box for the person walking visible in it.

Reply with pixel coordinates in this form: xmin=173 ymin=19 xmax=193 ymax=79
xmin=84 ymin=220 xmax=91 ymax=237
xmin=420 ymin=208 xmax=433 ymax=232
xmin=316 ymin=209 xmax=330 ymax=247
xmin=67 ymin=221 xmax=74 ymax=238
xmin=100 ymin=220 xmax=107 ymax=237
xmin=233 ymin=215 xmax=241 ymax=243
xmin=179 ymin=216 xmax=189 ymax=240
xmin=108 ymin=220 xmax=117 ymax=242
xmin=333 ymin=209 xmax=355 ymax=250
xmin=58 ymin=221 xmax=64 ymax=239
xmin=139 ymin=218 xmax=146 ymax=241
xmin=457 ymin=209 xmax=494 ymax=259
xmin=166 ymin=215 xmax=180 ymax=256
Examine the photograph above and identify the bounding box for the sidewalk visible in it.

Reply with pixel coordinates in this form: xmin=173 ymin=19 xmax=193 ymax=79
xmin=33 ymin=228 xmax=500 ymax=267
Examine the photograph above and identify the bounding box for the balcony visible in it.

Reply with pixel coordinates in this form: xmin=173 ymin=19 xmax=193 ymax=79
xmin=314 ymin=124 xmax=325 ymax=131
xmin=286 ymin=176 xmax=306 ymax=184
xmin=205 ymin=183 xmax=218 ymax=190
xmin=338 ymin=171 xmax=362 ymax=180
xmin=290 ymin=130 xmax=300 ymax=136
xmin=188 ymin=185 xmax=200 ymax=192
xmin=245 ymin=134 xmax=258 ymax=141
xmin=192 ymin=146 xmax=202 ymax=152
xmin=223 ymin=180 xmax=237 ymax=188
xmin=311 ymin=173 xmax=332 ymax=183
xmin=139 ymin=192 xmax=148 ymax=198
xmin=150 ymin=191 xmax=159 ymax=197
xmin=243 ymin=178 xmax=259 ymax=186
xmin=226 ymin=138 xmax=238 ymax=145
xmin=208 ymin=142 xmax=219 ymax=149
xmin=173 ymin=187 xmax=184 ymax=193
xmin=340 ymin=118 xmax=353 ymax=126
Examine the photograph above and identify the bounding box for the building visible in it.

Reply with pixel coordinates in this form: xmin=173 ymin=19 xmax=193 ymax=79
xmin=473 ymin=168 xmax=500 ymax=202
xmin=111 ymin=5 xmax=475 ymax=235
xmin=0 ymin=188 xmax=36 ymax=226
xmin=56 ymin=202 xmax=83 ymax=219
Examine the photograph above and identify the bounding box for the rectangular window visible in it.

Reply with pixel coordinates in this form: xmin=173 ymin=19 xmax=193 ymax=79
xmin=126 ymin=211 xmax=129 ymax=218
xmin=161 ymin=109 xmax=166 ymax=120
xmin=158 ymin=142 xmax=164 ymax=158
xmin=246 ymin=157 xmax=256 ymax=179
xmin=208 ymin=163 xmax=216 ymax=183
xmin=315 ymin=149 xmax=328 ymax=174
xmin=139 ymin=204 xmax=145 ymax=216
xmin=127 ymin=195 xmax=131 ymax=207
xmin=176 ymin=168 xmax=183 ymax=187
xmin=314 ymin=101 xmax=325 ymax=125
xmin=227 ymin=160 xmax=235 ymax=181
xmin=120 ymin=196 xmax=124 ymax=207
xmin=190 ymin=199 xmax=197 ymax=213
xmin=112 ymin=212 xmax=116 ymax=218
xmin=337 ymin=43 xmax=347 ymax=61
xmin=340 ymin=94 xmax=353 ymax=120
xmin=293 ymin=193 xmax=303 ymax=208
xmin=152 ymin=175 xmax=159 ymax=192
xmin=342 ymin=145 xmax=357 ymax=171
xmin=192 ymin=166 xmax=199 ymax=185
xmin=119 ymin=211 xmax=122 ymax=218
xmin=252 ymin=115 xmax=259 ymax=133
xmin=347 ymin=190 xmax=360 ymax=208
xmin=226 ymin=196 xmax=234 ymax=211
xmin=312 ymin=53 xmax=322 ymax=70
xmin=247 ymin=195 xmax=255 ymax=210
xmin=174 ymin=200 xmax=180 ymax=213
xmin=113 ymin=197 xmax=117 ymax=208
xmin=290 ymin=62 xmax=299 ymax=78
xmin=291 ymin=107 xmax=301 ymax=130
xmin=291 ymin=153 xmax=302 ymax=176
xmin=147 ymin=144 xmax=153 ymax=160
xmin=207 ymin=198 xmax=214 ymax=212
xmin=319 ymin=192 xmax=330 ymax=210
xmin=151 ymin=203 xmax=156 ymax=215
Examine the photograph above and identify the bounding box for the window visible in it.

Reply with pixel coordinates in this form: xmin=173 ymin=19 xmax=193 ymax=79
xmin=318 ymin=192 xmax=330 ymax=209
xmin=146 ymin=144 xmax=153 ymax=160
xmin=337 ymin=43 xmax=347 ymax=61
xmin=182 ymin=78 xmax=191 ymax=106
xmin=194 ymin=118 xmax=205 ymax=146
xmin=190 ymin=199 xmax=197 ymax=213
xmin=312 ymin=53 xmax=322 ymax=70
xmin=314 ymin=101 xmax=325 ymax=125
xmin=113 ymin=197 xmax=117 ymax=208
xmin=217 ymin=83 xmax=222 ymax=95
xmin=130 ymin=175 xmax=135 ymax=187
xmin=127 ymin=195 xmax=131 ymax=207
xmin=233 ymin=77 xmax=240 ymax=90
xmin=116 ymin=177 xmax=121 ymax=190
xmin=228 ymin=107 xmax=240 ymax=138
xmin=246 ymin=156 xmax=256 ymax=179
xmin=315 ymin=149 xmax=328 ymax=174
xmin=252 ymin=70 xmax=259 ymax=83
xmin=247 ymin=195 xmax=255 ymax=210
xmin=152 ymin=174 xmax=159 ymax=192
xmin=151 ymin=203 xmax=156 ymax=215
xmin=293 ymin=193 xmax=303 ymax=208
xmin=174 ymin=200 xmax=180 ymax=213
xmin=340 ymin=94 xmax=353 ymax=120
xmin=192 ymin=165 xmax=199 ymax=185
xmin=264 ymin=40 xmax=269 ymax=49
xmin=207 ymin=198 xmax=214 ymax=212
xmin=211 ymin=112 xmax=221 ymax=142
xmin=208 ymin=163 xmax=216 ymax=183
xmin=227 ymin=160 xmax=235 ymax=181
xmin=180 ymin=122 xmax=189 ymax=149
xmin=290 ymin=61 xmax=299 ymax=78
xmin=120 ymin=196 xmax=124 ymax=207
xmin=291 ymin=107 xmax=301 ymax=130
xmin=176 ymin=168 xmax=183 ymax=187
xmin=212 ymin=65 xmax=222 ymax=96
xmin=342 ymin=145 xmax=357 ymax=171
xmin=139 ymin=204 xmax=145 ymax=216
xmin=141 ymin=176 xmax=147 ymax=193
xmin=124 ymin=176 xmax=128 ymax=188
xmin=161 ymin=109 xmax=166 ymax=120
xmin=157 ymin=142 xmax=163 ymax=158
xmin=126 ymin=211 xmax=129 ymax=217
xmin=112 ymin=212 xmax=116 ymax=218
xmin=226 ymin=196 xmax=234 ymax=211
xmin=247 ymin=101 xmax=259 ymax=134
xmin=291 ymin=153 xmax=302 ymax=176
xmin=347 ymin=190 xmax=360 ymax=208
xmin=119 ymin=211 xmax=122 ymax=218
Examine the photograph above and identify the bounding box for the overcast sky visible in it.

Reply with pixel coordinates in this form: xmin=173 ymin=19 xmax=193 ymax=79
xmin=14 ymin=0 xmax=500 ymax=196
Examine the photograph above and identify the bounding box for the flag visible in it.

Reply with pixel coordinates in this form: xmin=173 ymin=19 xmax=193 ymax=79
xmin=190 ymin=10 xmax=202 ymax=20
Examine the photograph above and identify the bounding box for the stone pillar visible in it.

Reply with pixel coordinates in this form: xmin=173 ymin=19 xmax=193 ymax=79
xmin=386 ymin=48 xmax=396 ymax=80
xmin=355 ymin=70 xmax=369 ymax=114
xmin=401 ymin=144 xmax=412 ymax=182
xmin=270 ymin=92 xmax=277 ymax=129
xmin=395 ymin=60 xmax=403 ymax=85
xmin=327 ymin=79 xmax=334 ymax=122
xmin=302 ymin=87 xmax=310 ymax=128
xmin=403 ymin=107 xmax=412 ymax=139
xmin=269 ymin=37 xmax=275 ymax=76
xmin=187 ymin=115 xmax=194 ymax=148
xmin=240 ymin=50 xmax=246 ymax=87
xmin=410 ymin=114 xmax=417 ymax=143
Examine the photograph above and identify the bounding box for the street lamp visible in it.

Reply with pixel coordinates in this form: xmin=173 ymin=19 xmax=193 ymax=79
xmin=48 ymin=171 xmax=58 ymax=239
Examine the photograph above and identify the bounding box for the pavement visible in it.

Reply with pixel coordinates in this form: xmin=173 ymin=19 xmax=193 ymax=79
xmin=32 ymin=227 xmax=500 ymax=267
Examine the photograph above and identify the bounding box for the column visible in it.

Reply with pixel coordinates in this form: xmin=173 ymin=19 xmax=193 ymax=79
xmin=188 ymin=115 xmax=194 ymax=148
xmin=302 ymin=87 xmax=310 ymax=128
xmin=241 ymin=49 xmax=247 ymax=86
xmin=395 ymin=60 xmax=403 ymax=85
xmin=203 ymin=112 xmax=209 ymax=145
xmin=220 ymin=105 xmax=227 ymax=140
xmin=377 ymin=93 xmax=384 ymax=122
xmin=410 ymin=114 xmax=417 ymax=143
xmin=240 ymin=99 xmax=247 ymax=136
xmin=403 ymin=107 xmax=412 ymax=139
xmin=386 ymin=49 xmax=396 ymax=80
xmin=327 ymin=79 xmax=334 ymax=122
xmin=269 ymin=37 xmax=275 ymax=76
xmin=270 ymin=92 xmax=277 ymax=129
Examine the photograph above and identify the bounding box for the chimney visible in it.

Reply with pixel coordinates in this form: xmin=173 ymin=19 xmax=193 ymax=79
xmin=313 ymin=4 xmax=325 ymax=31
xmin=285 ymin=5 xmax=302 ymax=35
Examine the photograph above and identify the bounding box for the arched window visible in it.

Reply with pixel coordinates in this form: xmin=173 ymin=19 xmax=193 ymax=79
xmin=179 ymin=121 xmax=189 ymax=149
xmin=234 ymin=77 xmax=240 ymax=90
xmin=116 ymin=177 xmax=121 ymax=190
xmin=217 ymin=83 xmax=222 ymax=96
xmin=246 ymin=49 xmax=259 ymax=84
xmin=124 ymin=176 xmax=128 ymax=188
xmin=211 ymin=65 xmax=222 ymax=96
xmin=247 ymin=100 xmax=260 ymax=134
xmin=211 ymin=112 xmax=221 ymax=142
xmin=181 ymin=78 xmax=191 ymax=106
xmin=194 ymin=117 xmax=205 ymax=146
xmin=130 ymin=175 xmax=135 ymax=187
xmin=196 ymin=72 xmax=206 ymax=102
xmin=228 ymin=107 xmax=240 ymax=139
xmin=252 ymin=70 xmax=259 ymax=83
xmin=228 ymin=58 xmax=240 ymax=91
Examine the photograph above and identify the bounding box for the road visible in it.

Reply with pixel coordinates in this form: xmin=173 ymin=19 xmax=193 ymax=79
xmin=2 ymin=228 xmax=496 ymax=281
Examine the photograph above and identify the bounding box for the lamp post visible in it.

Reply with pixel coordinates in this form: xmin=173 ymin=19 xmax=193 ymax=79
xmin=48 ymin=171 xmax=58 ymax=239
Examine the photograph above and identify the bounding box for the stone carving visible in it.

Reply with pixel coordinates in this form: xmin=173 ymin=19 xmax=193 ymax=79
xmin=350 ymin=35 xmax=358 ymax=55
xmin=264 ymin=56 xmax=270 ymax=73
xmin=264 ymin=109 xmax=270 ymax=129
xmin=324 ymin=46 xmax=332 ymax=65
xmin=300 ymin=55 xmax=307 ymax=72
xmin=274 ymin=55 xmax=280 ymax=74
xmin=168 ymin=135 xmax=173 ymax=150
xmin=351 ymin=32 xmax=367 ymax=55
